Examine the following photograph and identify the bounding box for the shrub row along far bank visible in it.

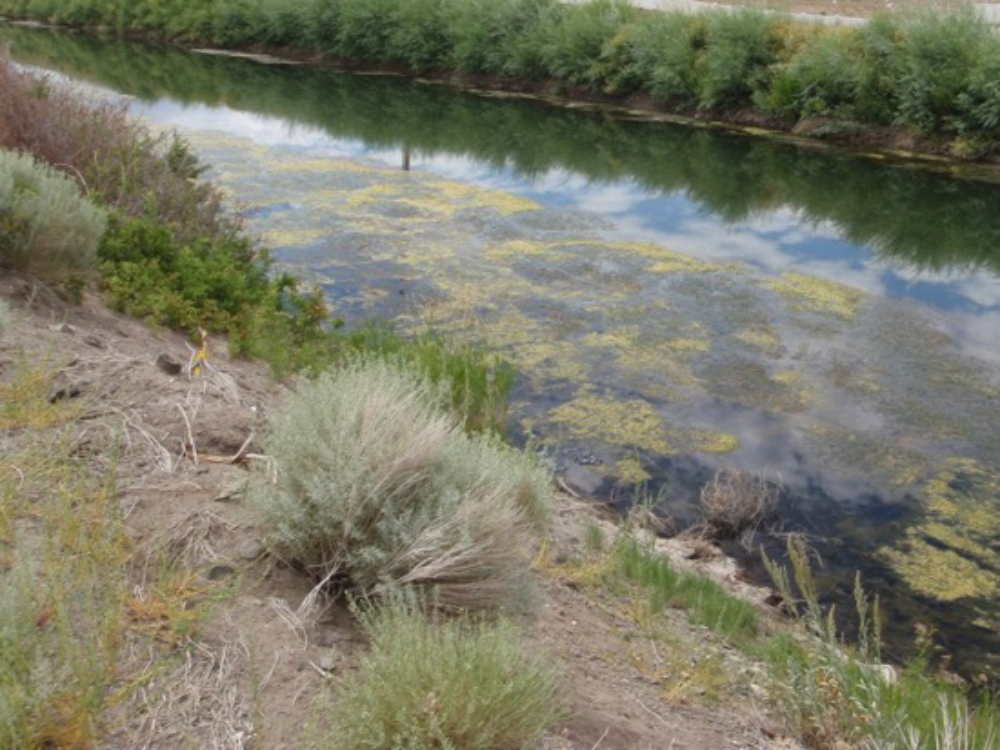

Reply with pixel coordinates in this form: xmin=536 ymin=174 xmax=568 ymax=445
xmin=1 ymin=0 xmax=999 ymax=154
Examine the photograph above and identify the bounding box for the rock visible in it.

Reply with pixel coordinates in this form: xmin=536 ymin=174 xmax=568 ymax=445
xmin=156 ymin=354 xmax=182 ymax=376
xmin=49 ymin=383 xmax=82 ymax=403
xmin=318 ymin=651 xmax=339 ymax=672
xmin=562 ymin=464 xmax=603 ymax=495
xmin=313 ymin=629 xmax=350 ymax=648
xmin=207 ymin=565 xmax=235 ymax=581
xmin=48 ymin=323 xmax=74 ymax=334
xmin=83 ymin=335 xmax=105 ymax=349
xmin=237 ymin=539 xmax=266 ymax=562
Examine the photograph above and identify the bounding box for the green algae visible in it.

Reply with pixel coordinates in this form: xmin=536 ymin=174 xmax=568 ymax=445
xmin=767 ymin=272 xmax=865 ymax=321
xmin=547 ymin=393 xmax=737 ymax=456
xmin=808 ymin=424 xmax=930 ymax=488
xmin=667 ymin=338 xmax=710 ymax=353
xmin=732 ymin=325 xmax=784 ymax=357
xmin=616 ymin=456 xmax=652 ymax=485
xmin=699 ymin=357 xmax=811 ymax=413
xmin=549 ymin=394 xmax=673 ymax=454
xmin=880 ymin=536 xmax=997 ymax=602
xmin=879 ymin=458 xmax=1000 ymax=602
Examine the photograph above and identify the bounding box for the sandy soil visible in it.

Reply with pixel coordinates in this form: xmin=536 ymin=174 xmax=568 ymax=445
xmin=0 ymin=276 xmax=801 ymax=749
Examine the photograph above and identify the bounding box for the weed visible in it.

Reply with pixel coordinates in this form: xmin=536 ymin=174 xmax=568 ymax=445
xmin=614 ymin=535 xmax=759 ymax=643
xmin=322 ymin=596 xmax=564 ymax=750
xmin=0 ymin=430 xmax=128 ymax=749
xmin=760 ymin=536 xmax=999 ymax=749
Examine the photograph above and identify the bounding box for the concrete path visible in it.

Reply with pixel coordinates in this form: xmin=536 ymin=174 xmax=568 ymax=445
xmin=604 ymin=0 xmax=1000 ymax=26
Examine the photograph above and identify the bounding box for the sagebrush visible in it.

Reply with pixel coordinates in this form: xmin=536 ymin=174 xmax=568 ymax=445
xmin=249 ymin=359 xmax=552 ymax=611
xmin=0 ymin=149 xmax=106 ymax=278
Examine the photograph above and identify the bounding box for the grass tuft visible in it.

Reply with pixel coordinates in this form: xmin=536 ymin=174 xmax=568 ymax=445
xmin=322 ymin=596 xmax=564 ymax=750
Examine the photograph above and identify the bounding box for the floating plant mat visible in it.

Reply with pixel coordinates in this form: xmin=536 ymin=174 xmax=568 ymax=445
xmin=172 ymin=132 xmax=1000 ymax=678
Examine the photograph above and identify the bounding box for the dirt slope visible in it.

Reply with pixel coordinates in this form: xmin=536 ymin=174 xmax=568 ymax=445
xmin=0 ymin=277 xmax=799 ymax=750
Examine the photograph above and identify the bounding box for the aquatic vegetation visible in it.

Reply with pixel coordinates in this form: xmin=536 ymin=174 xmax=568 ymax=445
xmin=732 ymin=325 xmax=783 ymax=356
xmin=807 ymin=425 xmax=930 ymax=488
xmin=547 ymin=393 xmax=737 ymax=456
xmin=880 ymin=536 xmax=996 ymax=602
xmin=667 ymin=337 xmax=710 ymax=353
xmin=700 ymin=356 xmax=811 ymax=413
xmin=879 ymin=459 xmax=1000 ymax=602
xmin=767 ymin=271 xmax=865 ymax=321
xmin=549 ymin=393 xmax=673 ymax=454
xmin=615 ymin=456 xmax=651 ymax=484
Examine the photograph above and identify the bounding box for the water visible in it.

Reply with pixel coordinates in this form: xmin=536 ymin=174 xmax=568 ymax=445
xmin=4 ymin=25 xmax=998 ymax=678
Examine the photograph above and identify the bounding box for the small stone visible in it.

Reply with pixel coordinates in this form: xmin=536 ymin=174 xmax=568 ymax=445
xmin=562 ymin=464 xmax=602 ymax=495
xmin=156 ymin=354 xmax=182 ymax=376
xmin=207 ymin=565 xmax=235 ymax=581
xmin=318 ymin=652 xmax=338 ymax=672
xmin=313 ymin=629 xmax=350 ymax=648
xmin=49 ymin=383 xmax=82 ymax=403
xmin=48 ymin=323 xmax=74 ymax=334
xmin=237 ymin=539 xmax=266 ymax=561
xmin=83 ymin=335 xmax=105 ymax=349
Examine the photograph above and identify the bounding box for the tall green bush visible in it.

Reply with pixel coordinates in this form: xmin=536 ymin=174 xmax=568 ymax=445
xmin=893 ymin=10 xmax=993 ymax=133
xmin=249 ymin=359 xmax=552 ymax=611
xmin=698 ymin=9 xmax=778 ymax=110
xmin=0 ymin=149 xmax=106 ymax=278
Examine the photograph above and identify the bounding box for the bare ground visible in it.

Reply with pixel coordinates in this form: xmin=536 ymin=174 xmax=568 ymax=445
xmin=0 ymin=277 xmax=802 ymax=750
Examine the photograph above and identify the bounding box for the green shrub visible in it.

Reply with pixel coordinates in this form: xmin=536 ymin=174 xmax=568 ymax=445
xmin=698 ymin=9 xmax=778 ymax=110
xmin=324 ymin=597 xmax=563 ymax=750
xmin=764 ymin=27 xmax=863 ymax=118
xmin=443 ymin=0 xmax=554 ymax=79
xmin=893 ymin=9 xmax=992 ymax=133
xmin=629 ymin=12 xmax=705 ymax=107
xmin=961 ymin=44 xmax=1000 ymax=138
xmin=97 ymin=212 xmax=274 ymax=333
xmin=249 ymin=359 xmax=551 ymax=611
xmin=0 ymin=149 xmax=106 ymax=279
xmin=386 ymin=0 xmax=450 ymax=71
xmin=535 ymin=0 xmax=635 ymax=89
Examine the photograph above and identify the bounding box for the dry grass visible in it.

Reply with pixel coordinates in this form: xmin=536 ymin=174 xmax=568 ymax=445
xmin=0 ymin=55 xmax=237 ymax=244
xmin=699 ymin=467 xmax=779 ymax=543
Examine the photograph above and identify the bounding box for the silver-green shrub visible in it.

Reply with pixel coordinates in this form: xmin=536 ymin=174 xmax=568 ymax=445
xmin=324 ymin=597 xmax=563 ymax=750
xmin=249 ymin=358 xmax=553 ymax=611
xmin=0 ymin=150 xmax=106 ymax=279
